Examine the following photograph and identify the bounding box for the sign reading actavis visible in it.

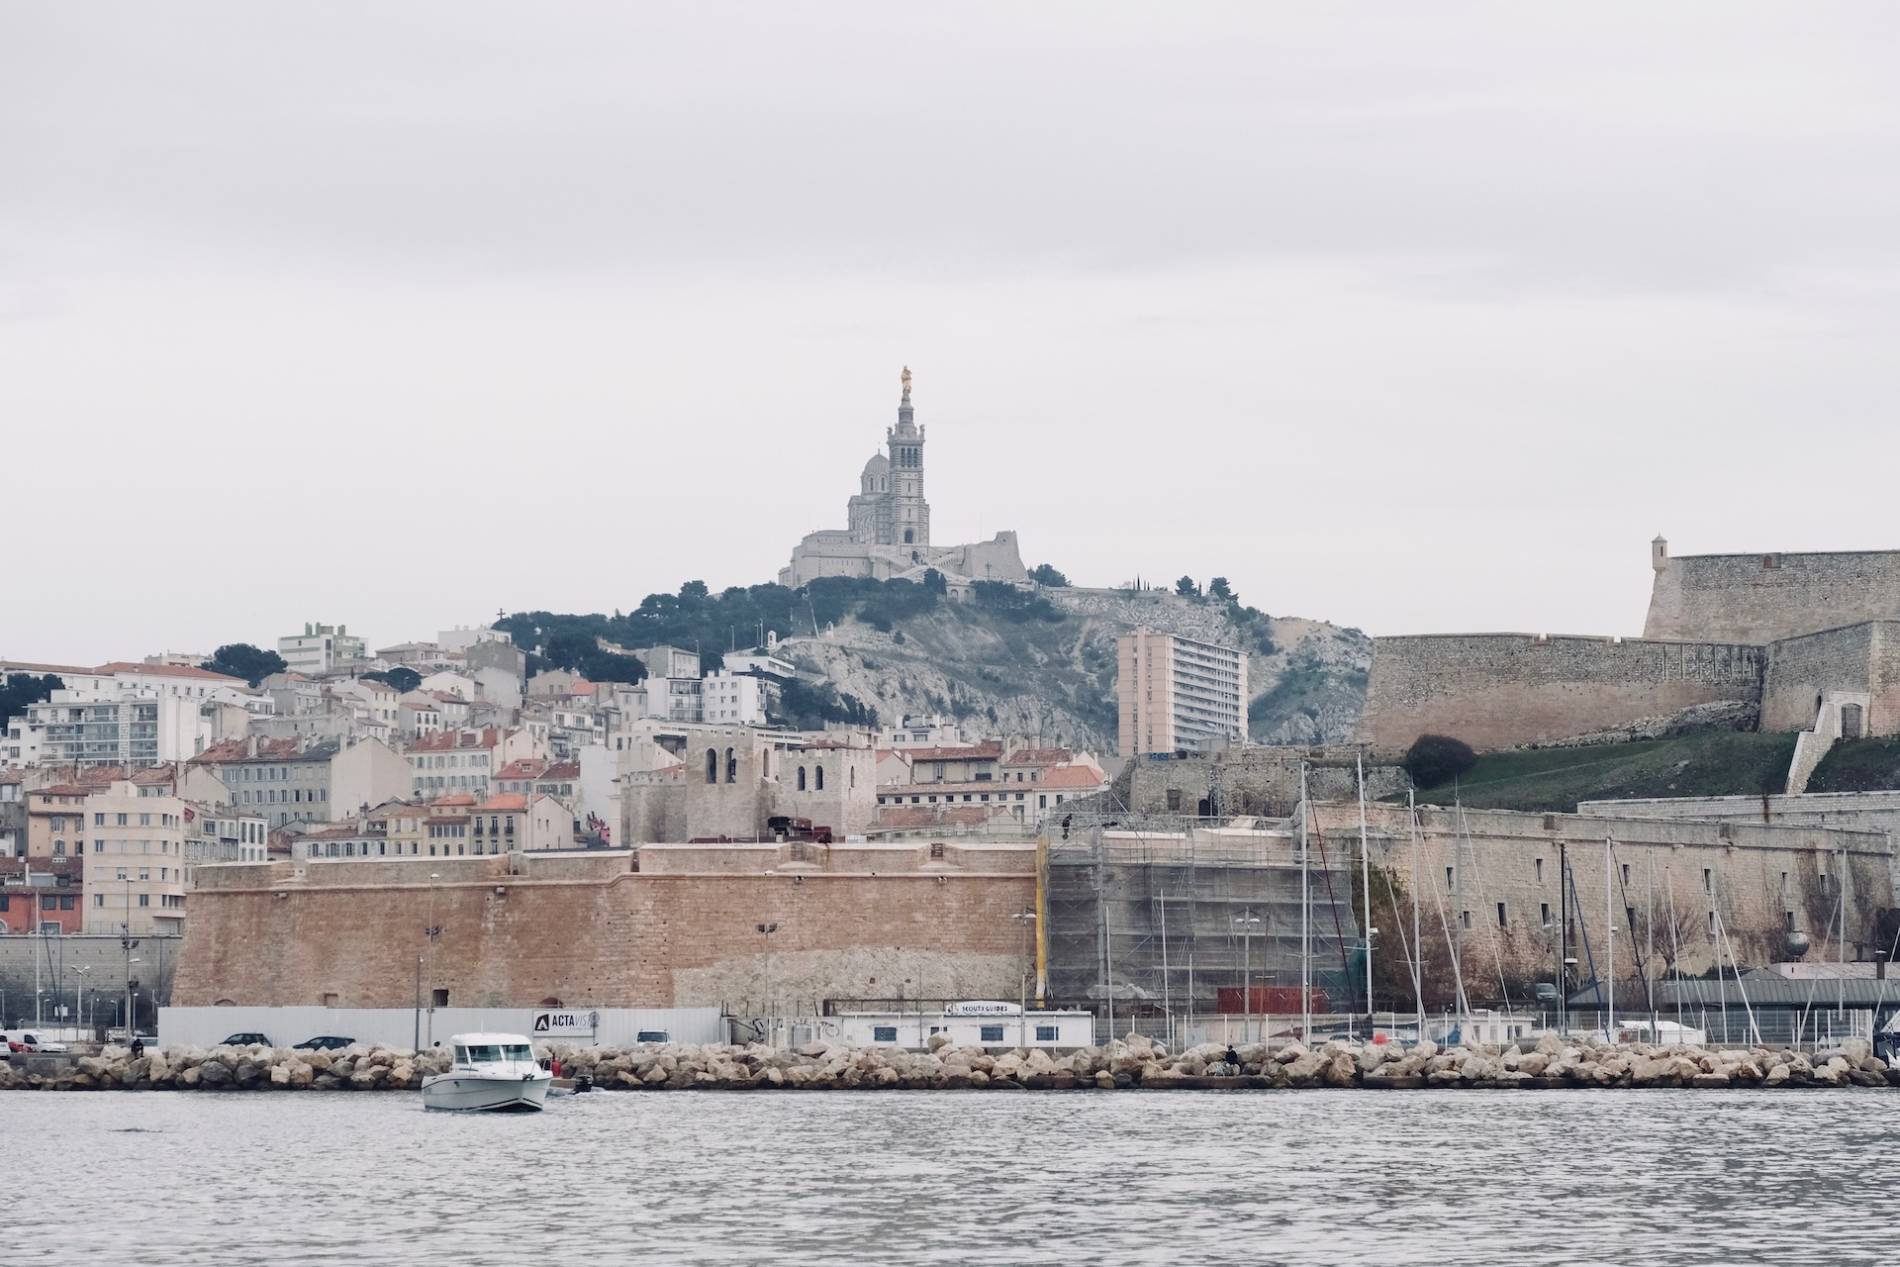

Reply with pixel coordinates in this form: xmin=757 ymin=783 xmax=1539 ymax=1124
xmin=529 ymin=1009 xmax=599 ymax=1038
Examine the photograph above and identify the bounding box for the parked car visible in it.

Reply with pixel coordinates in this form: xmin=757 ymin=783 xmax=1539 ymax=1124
xmin=219 ymin=1032 xmax=273 ymax=1047
xmin=292 ymin=1035 xmax=355 ymax=1051
xmin=13 ymin=1033 xmax=69 ymax=1053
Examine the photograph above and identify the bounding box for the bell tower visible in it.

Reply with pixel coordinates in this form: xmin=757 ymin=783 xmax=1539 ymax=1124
xmin=886 ymin=366 xmax=930 ymax=549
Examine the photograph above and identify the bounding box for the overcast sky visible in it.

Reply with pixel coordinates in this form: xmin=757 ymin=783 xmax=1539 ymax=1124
xmin=6 ymin=3 xmax=1898 ymax=663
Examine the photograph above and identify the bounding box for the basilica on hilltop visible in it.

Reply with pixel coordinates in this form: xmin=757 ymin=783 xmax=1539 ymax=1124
xmin=778 ymin=369 xmax=1028 ymax=588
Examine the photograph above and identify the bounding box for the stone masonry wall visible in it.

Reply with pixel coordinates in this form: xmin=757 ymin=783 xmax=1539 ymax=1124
xmin=1357 ymin=634 xmax=1765 ymax=754
xmin=1127 ymin=747 xmax=1408 ymax=819
xmin=1760 ymin=623 xmax=1885 ymax=733
xmin=173 ymin=854 xmax=1034 ymax=1012
xmin=1646 ymin=551 xmax=1900 ymax=644
xmin=1306 ymin=801 xmax=1895 ymax=992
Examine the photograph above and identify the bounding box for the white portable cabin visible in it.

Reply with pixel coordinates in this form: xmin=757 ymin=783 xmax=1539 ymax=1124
xmin=834 ymin=1002 xmax=1095 ymax=1051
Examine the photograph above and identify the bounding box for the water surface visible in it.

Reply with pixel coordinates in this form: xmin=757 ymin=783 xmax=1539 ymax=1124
xmin=13 ymin=1089 xmax=1887 ymax=1265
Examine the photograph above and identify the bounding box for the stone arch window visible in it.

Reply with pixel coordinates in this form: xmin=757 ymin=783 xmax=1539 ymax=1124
xmin=797 ymin=766 xmax=807 ymax=791
xmin=705 ymin=748 xmax=718 ymax=785
xmin=726 ymin=747 xmax=737 ymax=783
xmin=816 ymin=765 xmax=826 ymax=791
xmin=849 ymin=766 xmax=856 ymax=789
xmin=1842 ymin=703 xmax=1865 ymax=739
xmin=904 ymin=529 xmax=914 ymax=544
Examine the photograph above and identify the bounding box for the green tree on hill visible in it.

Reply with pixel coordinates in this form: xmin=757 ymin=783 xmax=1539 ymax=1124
xmin=202 ymin=643 xmax=288 ymax=687
xmin=362 ymin=667 xmax=421 ymax=693
xmin=0 ymin=672 xmax=62 ymax=731
xmin=1030 ymin=563 xmax=1070 ymax=587
xmin=1175 ymin=575 xmax=1199 ymax=597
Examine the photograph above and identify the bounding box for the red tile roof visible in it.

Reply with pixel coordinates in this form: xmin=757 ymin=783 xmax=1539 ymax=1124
xmin=494 ymin=758 xmax=548 ymax=781
xmin=476 ymin=794 xmax=528 ymax=811
xmin=541 ymin=761 xmax=580 ymax=780
xmin=902 ymin=741 xmax=1003 ymax=762
xmin=95 ymin=661 xmax=244 ymax=683
xmin=1038 ymin=764 xmax=1108 ymax=790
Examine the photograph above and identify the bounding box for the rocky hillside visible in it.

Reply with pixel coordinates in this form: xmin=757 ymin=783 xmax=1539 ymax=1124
xmin=775 ymin=586 xmax=1369 ymax=753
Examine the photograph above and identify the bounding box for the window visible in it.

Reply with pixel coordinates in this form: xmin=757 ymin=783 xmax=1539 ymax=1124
xmin=1702 ymin=868 xmax=1713 ymax=896
xmin=872 ymin=1026 xmax=897 ymax=1043
xmin=94 ymin=895 xmax=103 ymax=908
xmin=1534 ymin=858 xmax=1543 ymax=882
xmin=53 ymin=840 xmax=64 ymax=856
xmin=980 ymin=1025 xmax=1005 ymax=1043
xmin=725 ymin=748 xmax=737 ymax=784
xmin=93 ymin=813 xmax=105 ymax=826
xmin=1707 ymin=912 xmax=1715 ymax=933
xmin=1621 ymin=864 xmax=1631 ymax=886
xmin=1496 ymin=903 xmax=1507 ymax=929
xmin=705 ymin=748 xmax=718 ymax=784
xmin=117 ymin=814 xmax=128 ymax=826
xmin=1445 ymin=866 xmax=1455 ymax=890
xmin=1166 ymin=789 xmax=1182 ymax=811
xmin=138 ymin=894 xmax=150 ymax=907
xmin=139 ymin=813 xmax=151 ymax=826
xmin=1459 ymin=910 xmax=1471 ymax=930
xmin=1540 ymin=902 xmax=1551 ymax=927
xmin=797 ymin=766 xmax=807 ymax=791
xmin=1785 ymin=910 xmax=1795 ymax=931
xmin=815 ymin=766 xmax=825 ymax=791
xmin=1036 ymin=1025 xmax=1058 ymax=1042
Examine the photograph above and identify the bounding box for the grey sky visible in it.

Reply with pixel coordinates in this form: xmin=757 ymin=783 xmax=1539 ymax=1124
xmin=5 ymin=3 xmax=1898 ymax=662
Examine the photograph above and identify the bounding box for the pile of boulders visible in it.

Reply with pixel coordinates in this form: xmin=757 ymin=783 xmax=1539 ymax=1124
xmin=0 ymin=1042 xmax=452 ymax=1092
xmin=540 ymin=1030 xmax=1900 ymax=1091
xmin=3 ymin=1030 xmax=1895 ymax=1092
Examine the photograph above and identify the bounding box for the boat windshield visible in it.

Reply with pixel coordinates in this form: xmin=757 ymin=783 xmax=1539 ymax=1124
xmin=502 ymin=1044 xmax=533 ymax=1061
xmin=460 ymin=1043 xmax=535 ymax=1064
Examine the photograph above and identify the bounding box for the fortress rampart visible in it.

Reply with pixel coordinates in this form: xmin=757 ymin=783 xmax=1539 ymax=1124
xmin=174 ymin=850 xmax=1034 ymax=1011
xmin=1356 ymin=633 xmax=1764 ymax=753
xmin=1646 ymin=546 xmax=1900 ymax=644
xmin=1762 ymin=621 xmax=1900 ymax=735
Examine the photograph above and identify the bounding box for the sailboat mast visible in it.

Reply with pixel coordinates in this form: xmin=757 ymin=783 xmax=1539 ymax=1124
xmin=1358 ymin=751 xmax=1373 ymax=1021
xmin=1605 ymin=835 xmax=1615 ymax=1038
xmin=1299 ymin=762 xmax=1311 ymax=1040
xmin=1408 ymin=789 xmax=1423 ymax=1034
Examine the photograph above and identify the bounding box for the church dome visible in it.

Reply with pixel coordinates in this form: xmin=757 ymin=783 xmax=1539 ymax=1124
xmin=861 ymin=452 xmax=890 ymax=494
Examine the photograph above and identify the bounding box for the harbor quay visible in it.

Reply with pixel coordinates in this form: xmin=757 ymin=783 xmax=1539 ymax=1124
xmin=6 ymin=1030 xmax=1900 ymax=1093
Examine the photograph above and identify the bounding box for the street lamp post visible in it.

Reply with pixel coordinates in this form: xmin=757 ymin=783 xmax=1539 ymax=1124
xmin=756 ymin=922 xmax=778 ymax=1048
xmin=122 ymin=878 xmax=138 ymax=1040
xmin=74 ymin=966 xmax=92 ymax=1041
xmin=424 ymin=873 xmax=442 ymax=1047
xmin=1233 ymin=909 xmax=1262 ymax=1044
xmin=1011 ymin=909 xmax=1036 ymax=1048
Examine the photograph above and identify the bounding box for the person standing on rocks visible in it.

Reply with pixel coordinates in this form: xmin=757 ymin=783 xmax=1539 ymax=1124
xmin=131 ymin=1036 xmax=145 ymax=1059
xmin=1224 ymin=1046 xmax=1240 ymax=1073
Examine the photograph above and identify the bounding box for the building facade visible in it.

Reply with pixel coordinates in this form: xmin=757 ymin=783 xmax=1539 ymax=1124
xmin=278 ymin=622 xmax=367 ymax=675
xmin=1116 ymin=629 xmax=1250 ymax=756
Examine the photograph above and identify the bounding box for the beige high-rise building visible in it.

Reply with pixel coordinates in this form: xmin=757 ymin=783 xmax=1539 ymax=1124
xmin=1117 ymin=630 xmax=1249 ymax=756
xmin=82 ymin=779 xmax=190 ymax=936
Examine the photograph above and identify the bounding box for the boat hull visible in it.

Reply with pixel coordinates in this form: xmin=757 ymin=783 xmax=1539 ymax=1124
xmin=421 ymin=1071 xmax=553 ymax=1112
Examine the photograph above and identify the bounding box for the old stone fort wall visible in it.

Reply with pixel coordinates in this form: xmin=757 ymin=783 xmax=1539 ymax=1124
xmin=1647 ymin=549 xmax=1900 ymax=644
xmin=1359 ymin=540 xmax=1900 ymax=753
xmin=1358 ymin=633 xmax=1764 ymax=752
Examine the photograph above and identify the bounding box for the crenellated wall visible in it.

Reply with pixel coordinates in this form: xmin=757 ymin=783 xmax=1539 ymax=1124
xmin=1356 ymin=634 xmax=1764 ymax=754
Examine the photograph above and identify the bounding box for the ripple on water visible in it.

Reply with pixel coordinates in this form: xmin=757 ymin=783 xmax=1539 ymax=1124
xmin=7 ymin=1089 xmax=1892 ymax=1267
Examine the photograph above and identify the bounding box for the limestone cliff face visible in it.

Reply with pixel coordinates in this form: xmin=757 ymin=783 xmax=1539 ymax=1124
xmin=775 ymin=588 xmax=1370 ymax=753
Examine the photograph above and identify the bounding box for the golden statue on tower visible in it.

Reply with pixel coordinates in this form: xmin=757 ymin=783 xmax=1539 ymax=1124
xmin=900 ymin=365 xmax=912 ymax=399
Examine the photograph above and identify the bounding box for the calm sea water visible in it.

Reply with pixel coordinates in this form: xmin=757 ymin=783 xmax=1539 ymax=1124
xmin=11 ymin=1088 xmax=1890 ymax=1266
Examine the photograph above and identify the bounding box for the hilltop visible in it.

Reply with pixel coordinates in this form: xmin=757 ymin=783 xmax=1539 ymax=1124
xmin=500 ymin=576 xmax=1371 ymax=752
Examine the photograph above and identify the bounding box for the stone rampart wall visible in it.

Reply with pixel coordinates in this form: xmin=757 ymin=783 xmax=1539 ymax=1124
xmin=1761 ymin=622 xmax=1900 ymax=736
xmin=1646 ymin=551 xmax=1900 ymax=644
xmin=1307 ymin=801 xmax=1894 ymax=989
xmin=173 ymin=858 xmax=1035 ymax=1013
xmin=1127 ymin=747 xmax=1408 ymax=819
xmin=1357 ymin=634 xmax=1765 ymax=753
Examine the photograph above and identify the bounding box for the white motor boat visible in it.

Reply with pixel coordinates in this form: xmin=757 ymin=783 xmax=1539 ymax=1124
xmin=422 ymin=1033 xmax=552 ymax=1112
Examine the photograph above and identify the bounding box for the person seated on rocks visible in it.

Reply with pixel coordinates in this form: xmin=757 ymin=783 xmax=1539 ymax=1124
xmin=131 ymin=1037 xmax=145 ymax=1059
xmin=1224 ymin=1045 xmax=1240 ymax=1071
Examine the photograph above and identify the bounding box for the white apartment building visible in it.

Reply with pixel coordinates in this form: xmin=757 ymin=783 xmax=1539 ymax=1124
xmin=82 ymin=780 xmax=190 ymax=936
xmin=278 ymin=622 xmax=367 ymax=675
xmin=1116 ymin=629 xmax=1249 ymax=756
xmin=16 ymin=662 xmax=256 ymax=768
xmin=701 ymin=670 xmax=767 ymax=725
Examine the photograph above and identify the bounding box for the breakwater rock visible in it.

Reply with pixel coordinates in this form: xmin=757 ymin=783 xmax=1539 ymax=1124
xmin=4 ymin=1031 xmax=1896 ymax=1092
xmin=0 ymin=1042 xmax=453 ymax=1092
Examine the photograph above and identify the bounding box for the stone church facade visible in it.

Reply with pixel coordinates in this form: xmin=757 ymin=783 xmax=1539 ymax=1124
xmin=779 ymin=369 xmax=1028 ymax=588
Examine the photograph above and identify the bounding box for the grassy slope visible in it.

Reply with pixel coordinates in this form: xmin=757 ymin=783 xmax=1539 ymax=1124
xmin=1807 ymin=737 xmax=1900 ymax=793
xmin=1388 ymin=732 xmax=1799 ymax=813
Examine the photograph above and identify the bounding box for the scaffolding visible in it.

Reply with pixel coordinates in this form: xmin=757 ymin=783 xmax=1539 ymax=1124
xmin=1045 ymin=816 xmax=1359 ymax=1043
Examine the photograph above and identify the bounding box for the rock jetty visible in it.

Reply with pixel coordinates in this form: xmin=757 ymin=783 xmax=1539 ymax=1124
xmin=4 ymin=1031 xmax=1896 ymax=1092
